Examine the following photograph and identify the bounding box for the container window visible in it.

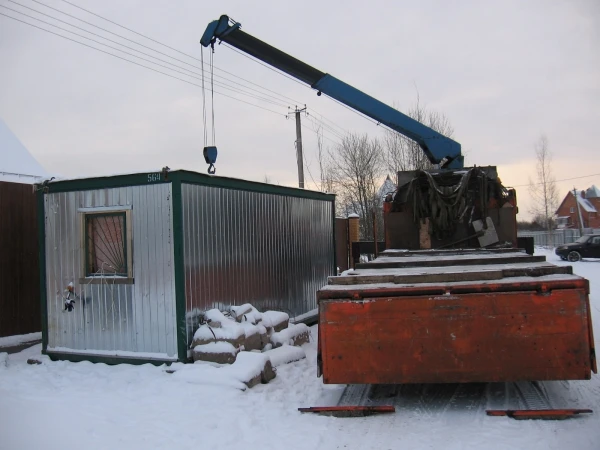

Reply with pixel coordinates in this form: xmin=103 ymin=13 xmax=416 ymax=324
xmin=85 ymin=212 xmax=128 ymax=276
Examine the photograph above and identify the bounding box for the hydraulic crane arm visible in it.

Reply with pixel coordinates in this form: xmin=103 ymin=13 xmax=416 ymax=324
xmin=201 ymin=15 xmax=463 ymax=169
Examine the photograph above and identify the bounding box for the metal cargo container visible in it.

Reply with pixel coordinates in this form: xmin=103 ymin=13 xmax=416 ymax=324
xmin=38 ymin=170 xmax=335 ymax=364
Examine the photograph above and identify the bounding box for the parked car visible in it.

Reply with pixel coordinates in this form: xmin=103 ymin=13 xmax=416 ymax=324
xmin=555 ymin=234 xmax=600 ymax=261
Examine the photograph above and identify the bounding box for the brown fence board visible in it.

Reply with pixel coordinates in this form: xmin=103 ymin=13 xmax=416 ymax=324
xmin=0 ymin=181 xmax=41 ymax=337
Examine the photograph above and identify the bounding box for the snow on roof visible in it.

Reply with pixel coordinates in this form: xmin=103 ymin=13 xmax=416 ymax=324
xmin=0 ymin=118 xmax=49 ymax=184
xmin=586 ymin=185 xmax=600 ymax=199
xmin=378 ymin=175 xmax=397 ymax=198
xmin=577 ymin=191 xmax=597 ymax=213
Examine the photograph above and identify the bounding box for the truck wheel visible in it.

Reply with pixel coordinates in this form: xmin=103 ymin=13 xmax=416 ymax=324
xmin=567 ymin=251 xmax=582 ymax=262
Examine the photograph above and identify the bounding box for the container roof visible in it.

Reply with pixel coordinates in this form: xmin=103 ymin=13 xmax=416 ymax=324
xmin=44 ymin=169 xmax=335 ymax=202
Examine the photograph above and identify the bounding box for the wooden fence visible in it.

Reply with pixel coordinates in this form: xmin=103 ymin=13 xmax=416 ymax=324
xmin=0 ymin=181 xmax=41 ymax=337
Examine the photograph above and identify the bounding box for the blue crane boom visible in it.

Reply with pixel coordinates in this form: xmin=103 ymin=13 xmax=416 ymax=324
xmin=200 ymin=15 xmax=463 ymax=169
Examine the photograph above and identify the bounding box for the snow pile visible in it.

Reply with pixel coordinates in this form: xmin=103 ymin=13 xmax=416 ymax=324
xmin=226 ymin=351 xmax=276 ymax=388
xmin=192 ymin=342 xmax=239 ymax=365
xmin=191 ymin=309 xmax=245 ymax=347
xmin=261 ymin=310 xmax=290 ymax=331
xmin=189 ymin=304 xmax=304 ymax=377
xmin=271 ymin=323 xmax=311 ymax=347
xmin=264 ymin=345 xmax=306 ymax=367
xmin=0 ymin=332 xmax=42 ymax=348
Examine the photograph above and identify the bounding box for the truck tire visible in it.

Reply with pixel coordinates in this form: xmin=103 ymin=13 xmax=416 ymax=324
xmin=568 ymin=251 xmax=582 ymax=262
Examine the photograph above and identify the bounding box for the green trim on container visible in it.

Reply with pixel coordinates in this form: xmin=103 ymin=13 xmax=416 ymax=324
xmin=37 ymin=189 xmax=48 ymax=354
xmin=172 ymin=171 xmax=335 ymax=202
xmin=171 ymin=178 xmax=188 ymax=362
xmin=43 ymin=170 xmax=335 ymax=203
xmin=44 ymin=171 xmax=169 ymax=193
xmin=46 ymin=351 xmax=174 ymax=366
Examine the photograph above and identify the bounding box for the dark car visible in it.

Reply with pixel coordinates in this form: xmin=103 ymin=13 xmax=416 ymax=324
xmin=555 ymin=234 xmax=600 ymax=261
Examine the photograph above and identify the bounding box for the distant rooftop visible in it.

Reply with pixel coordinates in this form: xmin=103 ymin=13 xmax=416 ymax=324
xmin=0 ymin=118 xmax=49 ymax=184
xmin=586 ymin=185 xmax=600 ymax=199
xmin=577 ymin=190 xmax=597 ymax=213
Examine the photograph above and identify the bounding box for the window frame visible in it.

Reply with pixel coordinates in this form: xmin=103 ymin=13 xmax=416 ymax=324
xmin=79 ymin=207 xmax=133 ymax=284
xmin=570 ymin=207 xmax=575 ymax=213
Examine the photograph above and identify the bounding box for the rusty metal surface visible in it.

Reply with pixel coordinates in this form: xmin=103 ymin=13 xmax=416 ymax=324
xmin=298 ymin=406 xmax=395 ymax=417
xmin=319 ymin=286 xmax=594 ymax=384
xmin=486 ymin=409 xmax=593 ymax=420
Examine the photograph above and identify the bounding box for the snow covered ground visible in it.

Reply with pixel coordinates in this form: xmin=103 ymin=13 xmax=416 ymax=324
xmin=0 ymin=332 xmax=41 ymax=348
xmin=1 ymin=248 xmax=599 ymax=449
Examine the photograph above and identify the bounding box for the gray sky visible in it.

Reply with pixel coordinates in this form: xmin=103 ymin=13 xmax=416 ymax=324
xmin=1 ymin=0 xmax=599 ymax=219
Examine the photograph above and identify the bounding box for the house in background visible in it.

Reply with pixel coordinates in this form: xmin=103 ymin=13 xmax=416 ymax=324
xmin=0 ymin=118 xmax=50 ymax=337
xmin=555 ymin=185 xmax=600 ymax=229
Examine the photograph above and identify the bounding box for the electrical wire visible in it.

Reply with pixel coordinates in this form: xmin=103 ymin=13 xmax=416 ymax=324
xmin=221 ymin=42 xmax=309 ymax=89
xmin=4 ymin=3 xmax=292 ymax=108
xmin=306 ymin=108 xmax=350 ymax=135
xmin=1 ymin=5 xmax=290 ymax=108
xmin=27 ymin=0 xmax=384 ymax=140
xmin=45 ymin=0 xmax=304 ymax=105
xmin=0 ymin=12 xmax=288 ymax=118
xmin=511 ymin=173 xmax=600 ymax=188
xmin=48 ymin=0 xmax=397 ymax=142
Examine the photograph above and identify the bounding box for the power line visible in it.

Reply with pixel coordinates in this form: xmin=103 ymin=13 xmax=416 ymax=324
xmin=1 ymin=4 xmax=290 ymax=108
xmin=306 ymin=108 xmax=350 ymax=135
xmin=0 ymin=12 xmax=288 ymax=117
xmin=511 ymin=173 xmax=600 ymax=188
xmin=9 ymin=0 xmax=298 ymax=106
xmin=55 ymin=0 xmax=304 ymax=105
xmin=52 ymin=0 xmax=396 ymax=139
xmin=222 ymin=42 xmax=310 ymax=89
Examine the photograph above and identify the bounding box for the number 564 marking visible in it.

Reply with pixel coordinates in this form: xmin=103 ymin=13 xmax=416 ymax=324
xmin=147 ymin=173 xmax=161 ymax=183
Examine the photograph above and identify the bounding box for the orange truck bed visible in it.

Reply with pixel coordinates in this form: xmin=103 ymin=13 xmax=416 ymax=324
xmin=317 ymin=249 xmax=596 ymax=384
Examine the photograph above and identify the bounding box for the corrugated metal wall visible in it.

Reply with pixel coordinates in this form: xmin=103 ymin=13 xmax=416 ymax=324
xmin=43 ymin=184 xmax=177 ymax=358
xmin=0 ymin=181 xmax=40 ymax=338
xmin=181 ymin=183 xmax=334 ymax=344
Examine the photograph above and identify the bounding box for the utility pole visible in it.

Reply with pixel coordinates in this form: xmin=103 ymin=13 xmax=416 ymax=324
xmin=573 ymin=187 xmax=585 ymax=234
xmin=294 ymin=106 xmax=306 ymax=189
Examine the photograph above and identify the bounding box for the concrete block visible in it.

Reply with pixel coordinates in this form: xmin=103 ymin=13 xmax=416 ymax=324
xmin=190 ymin=323 xmax=245 ymax=349
xmin=261 ymin=359 xmax=276 ymax=383
xmin=192 ymin=342 xmax=238 ymax=364
xmin=230 ymin=304 xmax=253 ymax=322
xmin=262 ymin=311 xmax=289 ymax=332
xmin=271 ymin=323 xmax=311 ymax=348
xmin=243 ymin=331 xmax=263 ymax=352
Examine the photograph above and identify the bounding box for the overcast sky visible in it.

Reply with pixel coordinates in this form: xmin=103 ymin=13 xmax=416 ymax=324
xmin=1 ymin=0 xmax=599 ymax=219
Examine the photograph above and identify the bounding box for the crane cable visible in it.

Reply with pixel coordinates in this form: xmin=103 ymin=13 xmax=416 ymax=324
xmin=210 ymin=45 xmax=216 ymax=146
xmin=201 ymin=45 xmax=217 ymax=174
xmin=201 ymin=46 xmax=207 ymax=148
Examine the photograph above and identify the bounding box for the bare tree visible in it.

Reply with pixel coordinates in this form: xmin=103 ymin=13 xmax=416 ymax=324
xmin=327 ymin=133 xmax=384 ymax=239
xmin=383 ymin=95 xmax=455 ymax=175
xmin=528 ymin=135 xmax=559 ymax=231
xmin=315 ymin=124 xmax=336 ymax=194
